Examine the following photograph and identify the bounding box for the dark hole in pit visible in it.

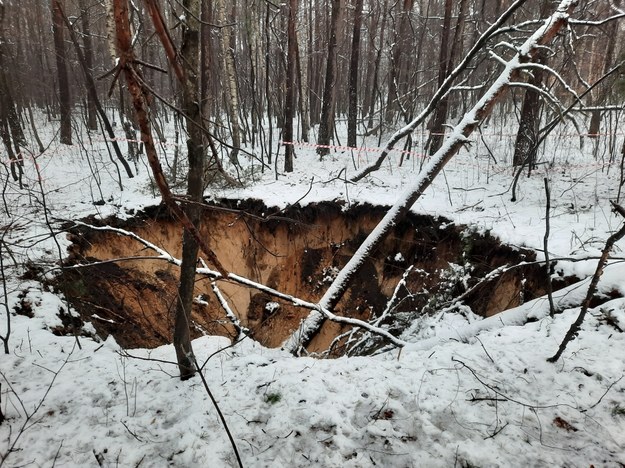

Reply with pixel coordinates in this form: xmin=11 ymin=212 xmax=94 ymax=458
xmin=59 ymin=199 xmax=563 ymax=354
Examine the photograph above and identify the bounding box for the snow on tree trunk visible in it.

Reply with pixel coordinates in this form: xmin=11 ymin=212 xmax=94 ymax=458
xmin=282 ymin=0 xmax=579 ymax=354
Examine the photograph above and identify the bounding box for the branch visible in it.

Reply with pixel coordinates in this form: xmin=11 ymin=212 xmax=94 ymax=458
xmin=71 ymin=222 xmax=407 ymax=348
xmin=548 ymin=202 xmax=625 ymax=362
xmin=283 ymin=0 xmax=579 ymax=354
xmin=349 ymin=0 xmax=531 ymax=182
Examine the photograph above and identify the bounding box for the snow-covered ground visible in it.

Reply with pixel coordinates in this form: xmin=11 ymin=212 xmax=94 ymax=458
xmin=1 ymin=114 xmax=625 ymax=467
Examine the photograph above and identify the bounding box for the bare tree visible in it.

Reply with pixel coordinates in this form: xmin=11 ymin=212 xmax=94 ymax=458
xmin=56 ymin=2 xmax=134 ymax=179
xmin=0 ymin=2 xmax=25 ymax=185
xmin=79 ymin=0 xmax=98 ymax=132
xmin=512 ymin=0 xmax=552 ymax=167
xmin=218 ymin=0 xmax=242 ymax=165
xmin=173 ymin=0 xmax=206 ymax=380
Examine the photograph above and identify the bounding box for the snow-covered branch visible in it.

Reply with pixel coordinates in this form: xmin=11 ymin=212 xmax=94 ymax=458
xmin=70 ymin=223 xmax=407 ymax=348
xmin=282 ymin=0 xmax=579 ymax=355
xmin=520 ymin=62 xmax=581 ymax=102
xmin=349 ymin=0 xmax=530 ymax=182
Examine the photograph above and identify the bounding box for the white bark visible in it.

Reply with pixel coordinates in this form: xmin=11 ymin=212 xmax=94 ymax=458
xmin=282 ymin=0 xmax=579 ymax=354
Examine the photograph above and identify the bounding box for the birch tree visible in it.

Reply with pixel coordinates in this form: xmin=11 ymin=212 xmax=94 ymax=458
xmin=218 ymin=0 xmax=242 ymax=165
xmin=283 ymin=0 xmax=579 ymax=354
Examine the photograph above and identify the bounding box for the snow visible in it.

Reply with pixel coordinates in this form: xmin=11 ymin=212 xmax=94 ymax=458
xmin=2 ymin=9 xmax=625 ymax=464
xmin=3 ymin=111 xmax=624 ymax=468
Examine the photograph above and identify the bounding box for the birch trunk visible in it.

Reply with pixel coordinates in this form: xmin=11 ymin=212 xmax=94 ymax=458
xmin=219 ymin=0 xmax=242 ymax=165
xmin=283 ymin=0 xmax=579 ymax=354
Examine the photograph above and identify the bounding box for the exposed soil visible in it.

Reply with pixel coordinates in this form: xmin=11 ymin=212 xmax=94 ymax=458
xmin=61 ymin=199 xmax=561 ymax=352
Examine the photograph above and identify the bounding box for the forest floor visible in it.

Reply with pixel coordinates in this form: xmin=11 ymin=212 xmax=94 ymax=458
xmin=1 ymin=115 xmax=625 ymax=467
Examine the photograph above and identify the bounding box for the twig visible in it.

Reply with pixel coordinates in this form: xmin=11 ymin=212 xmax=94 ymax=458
xmin=548 ymin=202 xmax=625 ymax=362
xmin=543 ymin=178 xmax=555 ymax=317
xmin=453 ymin=357 xmax=564 ymax=410
xmin=51 ymin=440 xmax=64 ymax=467
xmin=588 ymin=375 xmax=623 ymax=410
xmin=120 ymin=420 xmax=143 ymax=443
xmin=0 ymin=343 xmax=75 ymax=467
xmin=192 ymin=356 xmax=243 ymax=468
xmin=475 ymin=336 xmax=495 ymax=364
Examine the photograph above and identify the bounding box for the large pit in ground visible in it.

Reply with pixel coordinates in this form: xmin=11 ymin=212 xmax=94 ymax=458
xmin=62 ymin=200 xmax=556 ymax=353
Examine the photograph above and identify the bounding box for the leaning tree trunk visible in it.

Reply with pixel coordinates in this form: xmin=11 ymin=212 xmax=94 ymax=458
xmin=283 ymin=0 xmax=579 ymax=354
xmin=51 ymin=0 xmax=72 ymax=145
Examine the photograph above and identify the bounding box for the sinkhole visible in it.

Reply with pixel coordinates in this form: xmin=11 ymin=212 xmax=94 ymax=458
xmin=60 ymin=199 xmax=559 ymax=354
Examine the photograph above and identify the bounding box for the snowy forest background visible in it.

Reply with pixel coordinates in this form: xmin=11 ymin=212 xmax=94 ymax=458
xmin=1 ymin=0 xmax=625 ymax=466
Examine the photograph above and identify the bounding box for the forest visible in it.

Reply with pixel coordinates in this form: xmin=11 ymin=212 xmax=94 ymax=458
xmin=1 ymin=0 xmax=625 ymax=466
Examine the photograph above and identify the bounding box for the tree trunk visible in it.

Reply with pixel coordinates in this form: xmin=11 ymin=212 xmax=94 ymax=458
xmin=283 ymin=0 xmax=298 ymax=172
xmin=428 ymin=0 xmax=468 ymax=155
xmin=219 ymin=0 xmax=242 ymax=165
xmin=283 ymin=0 xmax=578 ymax=354
xmin=365 ymin=0 xmax=389 ymax=130
xmin=173 ymin=0 xmax=206 ymax=381
xmin=57 ymin=2 xmax=134 ymax=178
xmin=316 ymin=0 xmax=342 ymax=158
xmin=80 ymin=0 xmax=98 ymax=132
xmin=512 ymin=56 xmax=545 ymax=166
xmin=347 ymin=0 xmax=364 ymax=148
xmin=587 ymin=17 xmax=618 ymax=138
xmin=51 ymin=0 xmax=72 ymax=145
xmin=0 ymin=1 xmax=24 ymax=184
xmin=512 ymin=0 xmax=551 ymax=166
xmin=386 ymin=0 xmax=414 ymax=124
xmin=296 ymin=26 xmax=310 ymax=142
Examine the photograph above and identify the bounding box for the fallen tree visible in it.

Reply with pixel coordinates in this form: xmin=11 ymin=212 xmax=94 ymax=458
xmin=282 ymin=0 xmax=579 ymax=354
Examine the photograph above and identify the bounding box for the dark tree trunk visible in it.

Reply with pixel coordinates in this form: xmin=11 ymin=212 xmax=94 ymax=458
xmin=587 ymin=17 xmax=618 ymax=139
xmin=512 ymin=55 xmax=545 ymax=166
xmin=283 ymin=0 xmax=298 ymax=172
xmin=57 ymin=3 xmax=134 ymax=178
xmin=174 ymin=0 xmax=205 ymax=381
xmin=428 ymin=0 xmax=468 ymax=155
xmin=512 ymin=0 xmax=551 ymax=166
xmin=316 ymin=0 xmax=342 ymax=158
xmin=80 ymin=0 xmax=98 ymax=132
xmin=347 ymin=0 xmax=363 ymax=148
xmin=51 ymin=0 xmax=72 ymax=145
xmin=0 ymin=1 xmax=24 ymax=184
xmin=365 ymin=0 xmax=389 ymax=130
xmin=386 ymin=0 xmax=414 ymax=124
